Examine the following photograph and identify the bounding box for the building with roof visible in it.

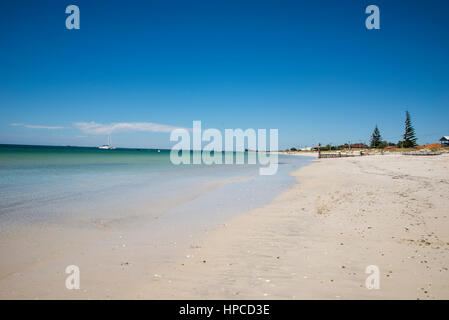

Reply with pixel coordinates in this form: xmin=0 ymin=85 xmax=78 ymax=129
xmin=440 ymin=136 xmax=449 ymax=147
xmin=350 ymin=143 xmax=368 ymax=149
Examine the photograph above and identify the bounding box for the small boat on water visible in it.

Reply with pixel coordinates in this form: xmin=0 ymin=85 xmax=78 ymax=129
xmin=99 ymin=136 xmax=116 ymax=150
xmin=99 ymin=145 xmax=116 ymax=150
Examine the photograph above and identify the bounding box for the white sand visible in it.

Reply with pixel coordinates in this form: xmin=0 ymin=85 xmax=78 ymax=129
xmin=1 ymin=153 xmax=448 ymax=299
xmin=144 ymin=153 xmax=449 ymax=299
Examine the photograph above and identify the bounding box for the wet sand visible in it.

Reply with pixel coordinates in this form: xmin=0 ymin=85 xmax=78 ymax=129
xmin=0 ymin=156 xmax=310 ymax=299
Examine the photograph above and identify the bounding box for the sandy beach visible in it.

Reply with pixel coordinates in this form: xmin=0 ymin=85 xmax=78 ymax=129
xmin=0 ymin=149 xmax=310 ymax=299
xmin=1 ymin=152 xmax=448 ymax=299
xmin=144 ymin=153 xmax=449 ymax=299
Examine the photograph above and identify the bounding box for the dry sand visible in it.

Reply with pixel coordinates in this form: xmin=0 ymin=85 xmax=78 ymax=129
xmin=144 ymin=153 xmax=449 ymax=299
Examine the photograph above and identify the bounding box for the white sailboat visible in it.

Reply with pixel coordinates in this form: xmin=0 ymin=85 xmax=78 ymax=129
xmin=99 ymin=135 xmax=116 ymax=150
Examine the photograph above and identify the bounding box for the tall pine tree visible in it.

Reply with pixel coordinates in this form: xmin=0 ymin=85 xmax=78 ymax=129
xmin=403 ymin=110 xmax=417 ymax=148
xmin=370 ymin=125 xmax=382 ymax=148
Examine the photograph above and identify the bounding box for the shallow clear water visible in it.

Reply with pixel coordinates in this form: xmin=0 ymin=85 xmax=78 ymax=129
xmin=0 ymin=145 xmax=311 ymax=231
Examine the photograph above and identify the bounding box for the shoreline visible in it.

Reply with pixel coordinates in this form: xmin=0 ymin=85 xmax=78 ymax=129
xmin=2 ymin=153 xmax=448 ymax=299
xmin=143 ymin=153 xmax=449 ymax=299
xmin=0 ymin=155 xmax=312 ymax=299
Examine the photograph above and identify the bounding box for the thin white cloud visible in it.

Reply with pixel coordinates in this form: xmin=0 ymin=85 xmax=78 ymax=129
xmin=74 ymin=121 xmax=189 ymax=135
xmin=11 ymin=123 xmax=66 ymax=130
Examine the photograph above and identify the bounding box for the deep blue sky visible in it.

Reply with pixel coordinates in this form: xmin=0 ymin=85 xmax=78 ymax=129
xmin=1 ymin=0 xmax=448 ymax=149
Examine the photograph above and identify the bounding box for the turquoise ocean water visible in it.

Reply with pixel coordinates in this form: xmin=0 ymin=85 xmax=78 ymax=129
xmin=0 ymin=144 xmax=311 ymax=232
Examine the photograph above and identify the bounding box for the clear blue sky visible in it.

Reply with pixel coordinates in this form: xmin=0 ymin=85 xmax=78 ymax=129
xmin=1 ymin=0 xmax=448 ymax=149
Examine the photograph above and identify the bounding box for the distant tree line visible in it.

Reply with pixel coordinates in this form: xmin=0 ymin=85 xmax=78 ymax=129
xmin=287 ymin=110 xmax=418 ymax=151
xmin=369 ymin=110 xmax=417 ymax=148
